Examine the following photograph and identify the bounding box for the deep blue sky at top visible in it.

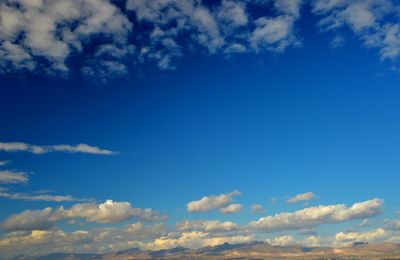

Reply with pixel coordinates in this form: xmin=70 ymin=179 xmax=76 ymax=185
xmin=0 ymin=4 xmax=400 ymax=228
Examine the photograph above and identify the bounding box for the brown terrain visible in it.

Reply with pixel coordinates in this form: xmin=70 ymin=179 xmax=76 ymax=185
xmin=13 ymin=241 xmax=400 ymax=260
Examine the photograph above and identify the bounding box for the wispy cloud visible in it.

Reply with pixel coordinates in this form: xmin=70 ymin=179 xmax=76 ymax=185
xmin=0 ymin=189 xmax=81 ymax=202
xmin=0 ymin=160 xmax=9 ymax=166
xmin=0 ymin=142 xmax=117 ymax=155
xmin=0 ymin=170 xmax=29 ymax=185
xmin=286 ymin=191 xmax=315 ymax=203
xmin=251 ymin=204 xmax=265 ymax=213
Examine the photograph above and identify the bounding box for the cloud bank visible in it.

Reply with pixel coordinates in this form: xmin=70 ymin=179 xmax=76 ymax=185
xmin=1 ymin=0 xmax=398 ymax=77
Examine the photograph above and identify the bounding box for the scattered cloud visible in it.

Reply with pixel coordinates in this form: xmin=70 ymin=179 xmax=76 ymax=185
xmin=251 ymin=204 xmax=264 ymax=213
xmin=334 ymin=228 xmax=387 ymax=245
xmin=267 ymin=235 xmax=296 ymax=246
xmin=385 ymin=219 xmax=400 ymax=230
xmin=0 ymin=190 xmax=79 ymax=202
xmin=312 ymin=0 xmax=400 ymax=61
xmin=249 ymin=199 xmax=383 ymax=232
xmin=187 ymin=191 xmax=241 ymax=213
xmin=219 ymin=203 xmax=243 ymax=214
xmin=286 ymin=191 xmax=315 ymax=203
xmin=269 ymin=197 xmax=277 ymax=204
xmin=176 ymin=220 xmax=238 ymax=232
xmin=0 ymin=170 xmax=29 ymax=185
xmin=146 ymin=231 xmax=253 ymax=251
xmin=0 ymin=142 xmax=117 ymax=155
xmin=1 ymin=200 xmax=167 ymax=232
xmin=0 ymin=0 xmax=398 ymax=76
xmin=0 ymin=160 xmax=9 ymax=166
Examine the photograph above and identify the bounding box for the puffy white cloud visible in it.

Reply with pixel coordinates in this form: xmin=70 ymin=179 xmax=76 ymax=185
xmin=147 ymin=231 xmax=253 ymax=250
xmin=176 ymin=220 xmax=238 ymax=232
xmin=250 ymin=15 xmax=298 ymax=53
xmin=302 ymin=235 xmax=322 ymax=247
xmin=286 ymin=191 xmax=315 ymax=203
xmin=248 ymin=199 xmax=383 ymax=231
xmin=62 ymin=200 xmax=167 ymax=224
xmin=219 ymin=203 xmax=243 ymax=214
xmin=267 ymin=235 xmax=296 ymax=246
xmin=0 ymin=170 xmax=29 ymax=184
xmin=186 ymin=191 xmax=241 ymax=213
xmin=0 ymin=0 xmax=132 ymax=73
xmin=251 ymin=204 xmax=264 ymax=213
xmin=275 ymin=0 xmax=304 ymax=18
xmin=334 ymin=228 xmax=386 ymax=243
xmin=0 ymin=142 xmax=117 ymax=155
xmin=312 ymin=0 xmax=400 ymax=61
xmin=1 ymin=200 xmax=167 ymax=231
xmin=1 ymin=208 xmax=62 ymax=231
xmin=61 ymin=200 xmax=137 ymax=224
xmin=0 ymin=229 xmax=90 ymax=258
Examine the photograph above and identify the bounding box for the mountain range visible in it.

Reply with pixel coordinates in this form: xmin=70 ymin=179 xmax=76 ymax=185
xmin=12 ymin=241 xmax=400 ymax=259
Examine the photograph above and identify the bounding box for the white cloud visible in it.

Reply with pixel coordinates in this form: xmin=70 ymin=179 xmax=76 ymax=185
xmin=176 ymin=220 xmax=238 ymax=232
xmin=250 ymin=15 xmax=298 ymax=53
xmin=275 ymin=0 xmax=303 ymax=18
xmin=0 ymin=170 xmax=29 ymax=185
xmin=146 ymin=231 xmax=253 ymax=250
xmin=186 ymin=191 xmax=241 ymax=213
xmin=334 ymin=228 xmax=386 ymax=244
xmin=0 ymin=190 xmax=78 ymax=202
xmin=267 ymin=235 xmax=296 ymax=246
xmin=0 ymin=142 xmax=117 ymax=155
xmin=385 ymin=219 xmax=400 ymax=230
xmin=286 ymin=191 xmax=315 ymax=203
xmin=1 ymin=200 xmax=167 ymax=231
xmin=219 ymin=203 xmax=243 ymax=214
xmin=0 ymin=160 xmax=10 ymax=166
xmin=249 ymin=199 xmax=383 ymax=232
xmin=302 ymin=235 xmax=322 ymax=247
xmin=0 ymin=0 xmax=132 ymax=73
xmin=1 ymin=207 xmax=61 ymax=231
xmin=251 ymin=204 xmax=264 ymax=213
xmin=312 ymin=0 xmax=400 ymax=61
xmin=62 ymin=200 xmax=166 ymax=224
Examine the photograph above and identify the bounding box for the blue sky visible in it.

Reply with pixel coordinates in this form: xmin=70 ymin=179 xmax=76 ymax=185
xmin=1 ymin=0 xmax=400 ymax=258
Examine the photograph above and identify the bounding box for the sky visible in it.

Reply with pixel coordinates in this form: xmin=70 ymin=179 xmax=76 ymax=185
xmin=1 ymin=0 xmax=400 ymax=258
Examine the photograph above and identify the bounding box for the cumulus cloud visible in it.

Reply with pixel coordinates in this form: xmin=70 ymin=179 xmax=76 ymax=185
xmin=147 ymin=231 xmax=253 ymax=250
xmin=0 ymin=142 xmax=117 ymax=155
xmin=0 ymin=0 xmax=309 ymax=75
xmin=267 ymin=235 xmax=296 ymax=246
xmin=186 ymin=191 xmax=241 ymax=213
xmin=219 ymin=203 xmax=243 ymax=214
xmin=334 ymin=228 xmax=386 ymax=244
xmin=1 ymin=200 xmax=167 ymax=231
xmin=0 ymin=170 xmax=29 ymax=185
xmin=286 ymin=191 xmax=315 ymax=203
xmin=248 ymin=199 xmax=383 ymax=232
xmin=312 ymin=0 xmax=400 ymax=61
xmin=1 ymin=207 xmax=61 ymax=232
xmin=251 ymin=204 xmax=264 ymax=213
xmin=176 ymin=220 xmax=238 ymax=232
xmin=0 ymin=0 xmax=132 ymax=73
